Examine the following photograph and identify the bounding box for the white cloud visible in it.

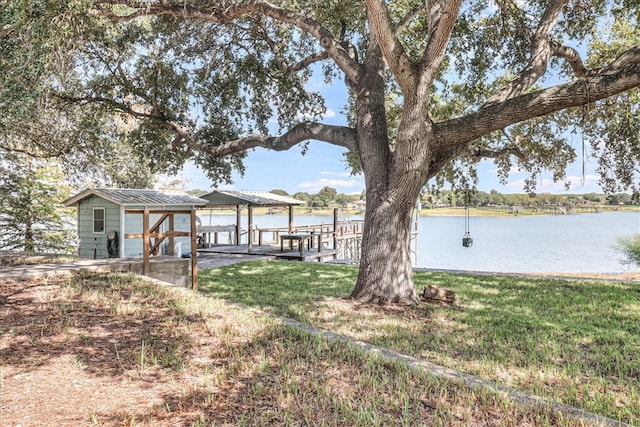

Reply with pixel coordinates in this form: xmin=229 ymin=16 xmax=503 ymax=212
xmin=215 ymin=183 xmax=237 ymax=191
xmin=296 ymin=177 xmax=364 ymax=193
xmin=296 ymin=108 xmax=337 ymax=122
xmin=320 ymin=170 xmax=351 ymax=177
xmin=323 ymin=108 xmax=336 ymax=118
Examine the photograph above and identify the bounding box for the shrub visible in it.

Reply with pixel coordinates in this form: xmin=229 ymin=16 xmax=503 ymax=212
xmin=616 ymin=234 xmax=640 ymax=266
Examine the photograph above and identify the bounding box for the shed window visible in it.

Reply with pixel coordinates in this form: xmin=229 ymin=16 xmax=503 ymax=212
xmin=93 ymin=208 xmax=105 ymax=233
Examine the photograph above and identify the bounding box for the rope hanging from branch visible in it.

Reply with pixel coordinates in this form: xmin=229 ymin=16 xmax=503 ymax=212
xmin=462 ymin=188 xmax=473 ymax=248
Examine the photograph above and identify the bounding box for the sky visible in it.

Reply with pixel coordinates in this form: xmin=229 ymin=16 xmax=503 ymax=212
xmin=177 ymin=141 xmax=603 ymax=196
xmin=170 ymin=70 xmax=606 ymax=196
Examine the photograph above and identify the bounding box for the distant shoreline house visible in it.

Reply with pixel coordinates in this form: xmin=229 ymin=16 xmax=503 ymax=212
xmin=63 ymin=188 xmax=207 ymax=259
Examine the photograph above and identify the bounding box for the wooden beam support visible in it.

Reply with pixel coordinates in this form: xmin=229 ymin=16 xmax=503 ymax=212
xmin=288 ymin=205 xmax=294 ymax=233
xmin=150 ymin=213 xmax=170 ymax=233
xmin=190 ymin=208 xmax=198 ymax=291
xmin=143 ymin=208 xmax=150 ymax=276
xmin=169 ymin=214 xmax=175 ymax=256
xmin=247 ymin=205 xmax=254 ymax=253
xmin=235 ymin=205 xmax=241 ymax=245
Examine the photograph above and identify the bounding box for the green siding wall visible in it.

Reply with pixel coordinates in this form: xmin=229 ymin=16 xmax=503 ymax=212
xmin=75 ymin=197 xmax=195 ymax=259
xmin=76 ymin=196 xmax=120 ymax=259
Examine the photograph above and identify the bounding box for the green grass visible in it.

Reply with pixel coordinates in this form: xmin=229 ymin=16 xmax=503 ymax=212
xmin=199 ymin=260 xmax=640 ymax=425
xmin=4 ymin=272 xmax=585 ymax=426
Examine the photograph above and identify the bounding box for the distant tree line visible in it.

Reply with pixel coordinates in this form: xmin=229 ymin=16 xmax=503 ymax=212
xmin=270 ymin=187 xmax=363 ymax=208
xmin=268 ymin=187 xmax=638 ymax=209
xmin=422 ymin=190 xmax=638 ymax=208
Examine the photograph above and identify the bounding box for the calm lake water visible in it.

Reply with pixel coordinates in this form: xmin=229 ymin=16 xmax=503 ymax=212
xmin=198 ymin=211 xmax=640 ymax=274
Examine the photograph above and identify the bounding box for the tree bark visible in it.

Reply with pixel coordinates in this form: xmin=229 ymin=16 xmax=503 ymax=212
xmin=351 ymin=188 xmax=420 ymax=305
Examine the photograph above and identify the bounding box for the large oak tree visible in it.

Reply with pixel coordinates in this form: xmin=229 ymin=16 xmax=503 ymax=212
xmin=3 ymin=1 xmax=639 ymax=304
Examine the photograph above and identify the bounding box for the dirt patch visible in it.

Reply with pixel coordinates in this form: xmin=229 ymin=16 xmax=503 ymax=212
xmin=0 ymin=275 xmax=257 ymax=426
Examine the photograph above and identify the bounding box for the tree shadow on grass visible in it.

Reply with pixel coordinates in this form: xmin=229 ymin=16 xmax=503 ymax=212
xmin=197 ymin=263 xmax=640 ymax=424
xmin=91 ymin=323 xmax=577 ymax=427
xmin=0 ymin=273 xmax=204 ymax=378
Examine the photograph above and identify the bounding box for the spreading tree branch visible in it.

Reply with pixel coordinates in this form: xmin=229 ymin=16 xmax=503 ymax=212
xmin=484 ymin=0 xmax=567 ymax=106
xmin=418 ymin=0 xmax=462 ymax=91
xmin=59 ymin=92 xmax=357 ymax=158
xmin=364 ymin=0 xmax=418 ymax=96
xmin=187 ymin=122 xmax=358 ymax=157
xmin=437 ymin=49 xmax=640 ymax=149
xmin=92 ymin=1 xmax=361 ymax=86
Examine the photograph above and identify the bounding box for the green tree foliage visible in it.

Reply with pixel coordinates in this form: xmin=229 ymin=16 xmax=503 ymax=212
xmin=584 ymin=19 xmax=640 ymax=194
xmin=0 ymin=152 xmax=76 ymax=253
xmin=0 ymin=1 xmax=156 ymax=188
xmin=292 ymin=192 xmax=312 ymax=203
xmin=616 ymin=234 xmax=640 ymax=267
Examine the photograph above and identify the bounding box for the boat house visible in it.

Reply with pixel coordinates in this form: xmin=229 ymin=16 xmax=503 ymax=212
xmin=64 ymin=188 xmax=208 ymax=260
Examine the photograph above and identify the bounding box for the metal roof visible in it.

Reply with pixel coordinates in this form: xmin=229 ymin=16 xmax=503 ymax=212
xmin=63 ymin=188 xmax=208 ymax=207
xmin=200 ymin=190 xmax=306 ymax=207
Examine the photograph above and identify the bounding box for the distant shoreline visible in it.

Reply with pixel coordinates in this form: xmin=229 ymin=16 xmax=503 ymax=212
xmin=198 ymin=206 xmax=639 ymax=217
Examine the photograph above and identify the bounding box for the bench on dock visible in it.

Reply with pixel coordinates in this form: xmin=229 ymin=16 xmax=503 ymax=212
xmin=280 ymin=234 xmax=312 ymax=256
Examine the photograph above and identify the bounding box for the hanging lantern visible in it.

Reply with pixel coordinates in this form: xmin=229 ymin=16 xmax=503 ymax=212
xmin=462 ymin=188 xmax=473 ymax=248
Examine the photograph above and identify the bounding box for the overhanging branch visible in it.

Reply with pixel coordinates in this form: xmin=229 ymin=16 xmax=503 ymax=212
xmin=92 ymin=1 xmax=361 ymax=86
xmin=365 ymin=0 xmax=418 ymax=96
xmin=188 ymin=122 xmax=357 ymax=157
xmin=484 ymin=0 xmax=567 ymax=107
xmin=436 ymin=55 xmax=640 ymax=149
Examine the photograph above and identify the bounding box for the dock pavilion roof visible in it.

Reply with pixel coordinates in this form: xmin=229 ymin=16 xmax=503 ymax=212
xmin=199 ymin=190 xmax=305 ymax=207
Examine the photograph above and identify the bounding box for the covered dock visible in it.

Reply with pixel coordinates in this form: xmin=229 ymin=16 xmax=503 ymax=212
xmin=197 ymin=190 xmax=364 ymax=262
xmin=198 ymin=190 xmax=305 ymax=253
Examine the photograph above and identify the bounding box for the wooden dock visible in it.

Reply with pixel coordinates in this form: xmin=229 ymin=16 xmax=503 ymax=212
xmin=197 ymin=209 xmax=367 ymax=263
xmin=196 ymin=208 xmax=419 ymax=264
xmin=198 ymin=244 xmax=337 ymax=262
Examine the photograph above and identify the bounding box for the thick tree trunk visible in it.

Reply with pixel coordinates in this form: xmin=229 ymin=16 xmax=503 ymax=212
xmin=350 ymin=187 xmax=421 ymax=305
xmin=348 ymin=45 xmax=431 ymax=305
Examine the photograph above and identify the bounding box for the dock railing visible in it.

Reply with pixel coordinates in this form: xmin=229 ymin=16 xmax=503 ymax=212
xmin=254 ymin=220 xmax=365 ymax=257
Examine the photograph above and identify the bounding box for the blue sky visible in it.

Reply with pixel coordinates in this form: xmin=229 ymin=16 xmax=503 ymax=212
xmin=179 ymin=142 xmax=603 ymax=195
xmin=174 ymin=73 xmax=604 ymax=195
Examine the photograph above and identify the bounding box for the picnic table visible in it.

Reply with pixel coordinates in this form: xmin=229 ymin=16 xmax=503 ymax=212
xmin=280 ymin=234 xmax=312 ymax=256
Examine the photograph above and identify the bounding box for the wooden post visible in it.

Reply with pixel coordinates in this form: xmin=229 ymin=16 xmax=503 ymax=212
xmin=247 ymin=205 xmax=253 ymax=253
xmin=333 ymin=208 xmax=339 ymax=250
xmin=190 ymin=209 xmax=198 ymax=291
xmin=235 ymin=205 xmax=241 ymax=245
xmin=168 ymin=214 xmax=175 ymax=256
xmin=143 ymin=208 xmax=150 ymax=276
xmin=288 ymin=205 xmax=294 ymax=233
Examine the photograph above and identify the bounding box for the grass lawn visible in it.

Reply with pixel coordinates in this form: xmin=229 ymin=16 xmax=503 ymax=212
xmin=199 ymin=261 xmax=640 ymax=425
xmin=3 ymin=272 xmax=594 ymax=426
